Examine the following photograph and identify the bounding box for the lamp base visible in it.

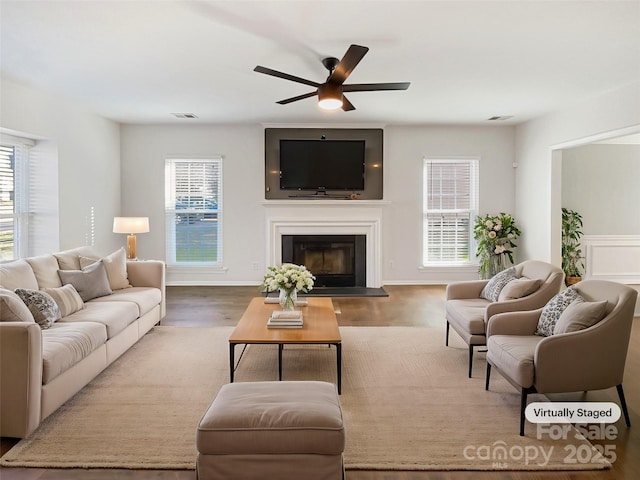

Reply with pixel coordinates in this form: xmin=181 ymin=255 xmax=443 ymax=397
xmin=126 ymin=234 xmax=137 ymax=260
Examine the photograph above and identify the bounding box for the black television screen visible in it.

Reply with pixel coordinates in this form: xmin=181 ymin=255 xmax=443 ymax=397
xmin=279 ymin=139 xmax=365 ymax=191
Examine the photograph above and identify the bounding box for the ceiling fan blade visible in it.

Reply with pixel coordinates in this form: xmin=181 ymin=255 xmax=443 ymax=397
xmin=254 ymin=66 xmax=320 ymax=88
xmin=341 ymin=95 xmax=356 ymax=112
xmin=328 ymin=44 xmax=369 ymax=85
xmin=276 ymin=91 xmax=317 ymax=105
xmin=343 ymin=82 xmax=411 ymax=92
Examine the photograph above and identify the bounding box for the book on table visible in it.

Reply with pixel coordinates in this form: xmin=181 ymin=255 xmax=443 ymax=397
xmin=267 ymin=310 xmax=303 ymax=328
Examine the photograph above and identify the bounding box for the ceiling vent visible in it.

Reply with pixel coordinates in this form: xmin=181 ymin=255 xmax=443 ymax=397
xmin=171 ymin=113 xmax=198 ymax=119
xmin=487 ymin=115 xmax=513 ymax=121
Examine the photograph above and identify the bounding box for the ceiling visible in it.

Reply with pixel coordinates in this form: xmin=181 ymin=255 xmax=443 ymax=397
xmin=1 ymin=0 xmax=639 ymax=126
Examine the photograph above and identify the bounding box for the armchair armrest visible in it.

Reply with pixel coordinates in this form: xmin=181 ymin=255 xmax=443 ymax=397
xmin=127 ymin=260 xmax=166 ymax=318
xmin=446 ymin=280 xmax=488 ymax=300
xmin=0 ymin=322 xmax=43 ymax=438
xmin=534 ymin=322 xmax=628 ymax=393
xmin=486 ymin=309 xmax=542 ymax=337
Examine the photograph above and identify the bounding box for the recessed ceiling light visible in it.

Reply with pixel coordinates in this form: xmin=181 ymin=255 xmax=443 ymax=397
xmin=171 ymin=113 xmax=198 ymax=119
xmin=487 ymin=115 xmax=513 ymax=121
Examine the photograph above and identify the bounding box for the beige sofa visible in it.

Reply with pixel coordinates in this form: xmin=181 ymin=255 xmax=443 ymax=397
xmin=0 ymin=246 xmax=165 ymax=438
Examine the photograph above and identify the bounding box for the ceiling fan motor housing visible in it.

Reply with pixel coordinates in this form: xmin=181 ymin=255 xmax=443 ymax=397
xmin=322 ymin=57 xmax=340 ymax=74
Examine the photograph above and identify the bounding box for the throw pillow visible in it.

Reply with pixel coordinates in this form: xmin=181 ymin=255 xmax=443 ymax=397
xmin=480 ymin=267 xmax=517 ymax=302
xmin=0 ymin=288 xmax=35 ymax=322
xmin=79 ymin=247 xmax=131 ymax=290
xmin=553 ymin=298 xmax=608 ymax=335
xmin=535 ymin=287 xmax=581 ymax=337
xmin=497 ymin=278 xmax=542 ymax=301
xmin=58 ymin=260 xmax=113 ymax=302
xmin=42 ymin=284 xmax=85 ymax=317
xmin=14 ymin=288 xmax=61 ymax=329
xmin=54 ymin=246 xmax=100 ymax=270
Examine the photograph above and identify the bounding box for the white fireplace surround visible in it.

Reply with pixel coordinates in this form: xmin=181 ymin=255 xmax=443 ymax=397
xmin=263 ymin=201 xmax=386 ymax=288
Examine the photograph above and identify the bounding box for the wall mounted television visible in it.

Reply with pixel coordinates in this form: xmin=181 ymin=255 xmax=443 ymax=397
xmin=264 ymin=128 xmax=383 ymax=200
xmin=279 ymin=139 xmax=365 ymax=191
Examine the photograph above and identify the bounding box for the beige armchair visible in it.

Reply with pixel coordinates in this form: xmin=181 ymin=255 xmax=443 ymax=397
xmin=445 ymin=260 xmax=564 ymax=377
xmin=485 ymin=280 xmax=638 ymax=436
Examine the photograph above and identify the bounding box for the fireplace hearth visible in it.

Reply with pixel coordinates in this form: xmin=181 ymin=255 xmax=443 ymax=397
xmin=282 ymin=235 xmax=366 ymax=288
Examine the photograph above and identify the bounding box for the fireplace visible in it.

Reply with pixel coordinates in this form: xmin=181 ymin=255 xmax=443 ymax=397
xmin=282 ymin=235 xmax=366 ymax=287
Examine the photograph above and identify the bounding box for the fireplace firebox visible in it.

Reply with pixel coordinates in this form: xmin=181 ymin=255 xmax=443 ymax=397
xmin=282 ymin=235 xmax=366 ymax=288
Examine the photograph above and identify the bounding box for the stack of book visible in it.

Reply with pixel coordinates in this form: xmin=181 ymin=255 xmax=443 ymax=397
xmin=267 ymin=310 xmax=303 ymax=328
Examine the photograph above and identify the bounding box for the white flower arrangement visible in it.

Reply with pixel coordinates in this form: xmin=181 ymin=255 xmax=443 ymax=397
xmin=474 ymin=213 xmax=521 ymax=278
xmin=262 ymin=263 xmax=315 ymax=293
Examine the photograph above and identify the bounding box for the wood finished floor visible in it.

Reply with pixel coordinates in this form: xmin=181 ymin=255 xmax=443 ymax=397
xmin=1 ymin=285 xmax=638 ymax=480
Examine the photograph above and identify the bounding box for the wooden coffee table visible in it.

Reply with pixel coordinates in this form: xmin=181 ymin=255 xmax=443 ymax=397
xmin=229 ymin=297 xmax=342 ymax=393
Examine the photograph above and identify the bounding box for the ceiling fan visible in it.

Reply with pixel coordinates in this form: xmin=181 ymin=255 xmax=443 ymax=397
xmin=254 ymin=44 xmax=410 ymax=111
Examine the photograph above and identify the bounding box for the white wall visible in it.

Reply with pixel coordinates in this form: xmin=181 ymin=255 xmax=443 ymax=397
xmin=120 ymin=123 xmax=516 ymax=285
xmin=120 ymin=124 xmax=265 ymax=284
xmin=382 ymin=125 xmax=516 ymax=284
xmin=562 ymin=144 xmax=640 ymax=235
xmin=0 ymin=77 xmax=122 ymax=255
xmin=516 ymin=82 xmax=640 ymax=314
xmin=514 ymin=81 xmax=640 ymax=264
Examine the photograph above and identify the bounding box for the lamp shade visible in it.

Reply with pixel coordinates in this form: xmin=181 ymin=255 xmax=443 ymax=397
xmin=113 ymin=217 xmax=149 ymax=234
xmin=317 ymin=83 xmax=343 ymax=110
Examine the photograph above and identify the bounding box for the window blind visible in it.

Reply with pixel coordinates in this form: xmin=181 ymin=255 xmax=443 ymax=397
xmin=0 ymin=136 xmax=32 ymax=260
xmin=165 ymin=158 xmax=222 ymax=265
xmin=422 ymin=159 xmax=478 ymax=265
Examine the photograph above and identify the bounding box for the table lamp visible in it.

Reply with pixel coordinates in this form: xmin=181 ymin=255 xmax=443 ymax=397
xmin=113 ymin=217 xmax=149 ymax=260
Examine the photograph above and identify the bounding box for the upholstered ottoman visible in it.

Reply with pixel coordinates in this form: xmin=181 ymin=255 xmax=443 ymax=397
xmin=196 ymin=381 xmax=345 ymax=480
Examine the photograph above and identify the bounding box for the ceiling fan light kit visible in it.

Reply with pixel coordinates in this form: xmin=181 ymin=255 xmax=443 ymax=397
xmin=317 ymin=83 xmax=343 ymax=110
xmin=254 ymin=44 xmax=410 ymax=112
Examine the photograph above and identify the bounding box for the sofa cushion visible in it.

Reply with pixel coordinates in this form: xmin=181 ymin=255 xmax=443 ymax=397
xmin=14 ymin=288 xmax=61 ymax=329
xmin=446 ymin=298 xmax=489 ymax=335
xmin=0 ymin=259 xmax=39 ymax=291
xmin=89 ymin=287 xmax=161 ymax=317
xmin=0 ymin=288 xmax=35 ymax=322
xmin=480 ymin=267 xmax=517 ymax=302
xmin=59 ymin=301 xmax=139 ymax=339
xmin=498 ymin=277 xmax=542 ymax=301
xmin=553 ymin=297 xmax=608 ymax=335
xmin=79 ymin=248 xmax=131 ymax=290
xmin=58 ymin=260 xmax=113 ymax=302
xmin=25 ymin=255 xmax=62 ymax=288
xmin=487 ymin=335 xmax=544 ymax=388
xmin=535 ymin=287 xmax=580 ymax=337
xmin=42 ymin=284 xmax=85 ymax=318
xmin=41 ymin=321 xmax=107 ymax=384
xmin=54 ymin=246 xmax=101 ymax=270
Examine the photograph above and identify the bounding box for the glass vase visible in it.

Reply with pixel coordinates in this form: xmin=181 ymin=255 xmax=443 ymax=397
xmin=279 ymin=288 xmax=298 ymax=311
xmin=491 ymin=254 xmax=503 ymax=277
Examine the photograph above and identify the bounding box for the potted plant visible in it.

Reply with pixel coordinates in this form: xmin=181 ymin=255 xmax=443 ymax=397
xmin=561 ymin=207 xmax=584 ymax=286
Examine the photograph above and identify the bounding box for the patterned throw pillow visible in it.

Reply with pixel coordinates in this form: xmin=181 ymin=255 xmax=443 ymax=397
xmin=42 ymin=284 xmax=85 ymax=317
xmin=14 ymin=288 xmax=61 ymax=329
xmin=480 ymin=267 xmax=517 ymax=302
xmin=535 ymin=287 xmax=581 ymax=336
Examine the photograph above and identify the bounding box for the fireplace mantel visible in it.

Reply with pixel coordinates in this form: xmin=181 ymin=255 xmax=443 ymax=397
xmin=262 ymin=201 xmax=388 ymax=288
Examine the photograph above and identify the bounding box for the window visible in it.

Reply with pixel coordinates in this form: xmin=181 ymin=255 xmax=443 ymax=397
xmin=0 ymin=136 xmax=32 ymax=261
xmin=422 ymin=158 xmax=478 ymax=265
xmin=165 ymin=158 xmax=222 ymax=265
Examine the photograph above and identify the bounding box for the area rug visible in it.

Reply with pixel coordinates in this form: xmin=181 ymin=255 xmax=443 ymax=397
xmin=0 ymin=326 xmax=608 ymax=471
